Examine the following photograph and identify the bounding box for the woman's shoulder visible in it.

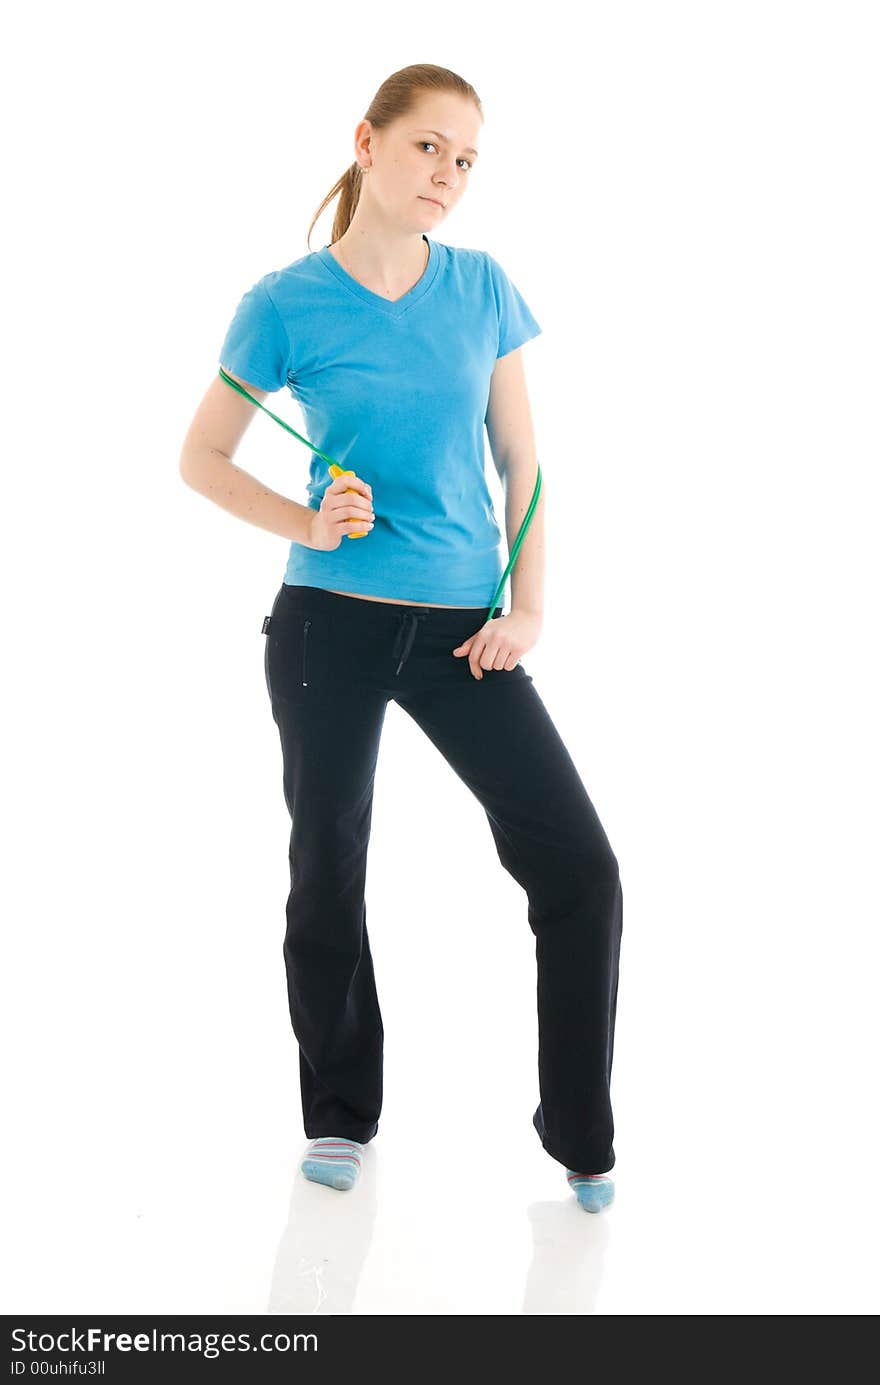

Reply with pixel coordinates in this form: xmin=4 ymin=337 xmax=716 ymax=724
xmin=260 ymin=246 xmax=325 ymax=288
xmin=442 ymin=240 xmax=491 ymax=265
xmin=438 ymin=241 xmax=500 ymax=291
xmin=243 ymin=248 xmax=335 ymax=318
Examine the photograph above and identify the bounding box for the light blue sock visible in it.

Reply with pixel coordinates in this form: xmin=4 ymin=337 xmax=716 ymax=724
xmin=566 ymin=1169 xmax=615 ymax=1212
xmin=301 ymin=1137 xmax=365 ymax=1191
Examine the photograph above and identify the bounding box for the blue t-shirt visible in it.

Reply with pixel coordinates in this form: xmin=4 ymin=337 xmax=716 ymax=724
xmin=218 ymin=235 xmax=542 ymax=604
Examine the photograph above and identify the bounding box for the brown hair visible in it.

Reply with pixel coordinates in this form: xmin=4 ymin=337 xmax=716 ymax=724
xmin=307 ymin=63 xmax=482 ymax=251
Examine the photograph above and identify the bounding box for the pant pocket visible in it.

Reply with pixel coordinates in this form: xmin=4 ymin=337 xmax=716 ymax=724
xmin=301 ymin=617 xmax=312 ymax=688
xmin=264 ymin=607 xmax=317 ymax=704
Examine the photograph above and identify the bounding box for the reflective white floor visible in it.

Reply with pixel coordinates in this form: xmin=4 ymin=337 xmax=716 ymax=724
xmin=6 ymin=875 xmax=878 ymax=1316
xmin=5 ymin=1083 xmax=878 ymax=1314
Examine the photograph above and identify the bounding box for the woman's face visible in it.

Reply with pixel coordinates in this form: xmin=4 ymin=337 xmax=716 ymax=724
xmin=359 ymin=94 xmax=482 ymax=230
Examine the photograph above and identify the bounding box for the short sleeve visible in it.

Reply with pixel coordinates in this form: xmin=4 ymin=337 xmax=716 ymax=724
xmin=486 ymin=253 xmax=542 ymax=359
xmin=218 ymin=275 xmax=291 ymax=393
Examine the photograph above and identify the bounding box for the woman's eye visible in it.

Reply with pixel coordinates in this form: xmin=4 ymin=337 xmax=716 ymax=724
xmin=418 ymin=141 xmax=471 ymax=171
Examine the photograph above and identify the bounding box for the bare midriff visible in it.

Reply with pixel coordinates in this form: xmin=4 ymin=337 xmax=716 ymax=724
xmin=324 ymin=588 xmax=487 ymax=609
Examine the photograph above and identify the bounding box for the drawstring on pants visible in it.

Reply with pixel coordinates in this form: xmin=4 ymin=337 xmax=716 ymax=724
xmin=392 ymin=609 xmax=430 ymax=677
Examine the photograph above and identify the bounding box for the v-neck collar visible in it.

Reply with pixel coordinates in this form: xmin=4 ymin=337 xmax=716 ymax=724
xmin=317 ymin=235 xmax=440 ymax=319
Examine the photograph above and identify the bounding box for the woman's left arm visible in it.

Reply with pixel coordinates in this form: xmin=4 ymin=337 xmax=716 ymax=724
xmin=485 ymin=346 xmax=545 ymax=621
xmin=452 ymin=349 xmax=545 ymax=679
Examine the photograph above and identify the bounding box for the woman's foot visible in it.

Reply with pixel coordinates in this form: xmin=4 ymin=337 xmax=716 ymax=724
xmin=566 ymin=1170 xmax=615 ymax=1212
xmin=301 ymin=1137 xmax=364 ymax=1190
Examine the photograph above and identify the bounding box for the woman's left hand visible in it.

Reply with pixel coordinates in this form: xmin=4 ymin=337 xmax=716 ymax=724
xmin=452 ymin=610 xmax=542 ymax=680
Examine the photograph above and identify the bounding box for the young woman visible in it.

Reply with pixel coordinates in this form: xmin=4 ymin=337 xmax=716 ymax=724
xmin=180 ymin=64 xmax=622 ymax=1213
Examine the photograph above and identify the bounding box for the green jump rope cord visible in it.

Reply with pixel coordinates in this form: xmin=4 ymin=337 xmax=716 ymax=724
xmin=218 ymin=365 xmax=541 ymax=620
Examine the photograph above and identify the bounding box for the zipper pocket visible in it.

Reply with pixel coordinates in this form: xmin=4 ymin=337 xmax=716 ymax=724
xmin=302 ymin=618 xmax=312 ymax=687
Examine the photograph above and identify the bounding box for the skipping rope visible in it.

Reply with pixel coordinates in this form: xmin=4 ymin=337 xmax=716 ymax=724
xmin=218 ymin=366 xmax=542 ymax=621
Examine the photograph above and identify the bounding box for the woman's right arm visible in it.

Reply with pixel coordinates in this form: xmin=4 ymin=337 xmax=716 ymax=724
xmin=178 ymin=368 xmax=315 ymax=544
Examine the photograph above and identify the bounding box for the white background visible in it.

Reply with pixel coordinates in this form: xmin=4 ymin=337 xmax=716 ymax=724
xmin=3 ymin=0 xmax=878 ymax=1315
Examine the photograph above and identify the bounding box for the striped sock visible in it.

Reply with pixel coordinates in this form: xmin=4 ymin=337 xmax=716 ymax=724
xmin=301 ymin=1137 xmax=365 ymax=1191
xmin=566 ymin=1169 xmax=615 ymax=1213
